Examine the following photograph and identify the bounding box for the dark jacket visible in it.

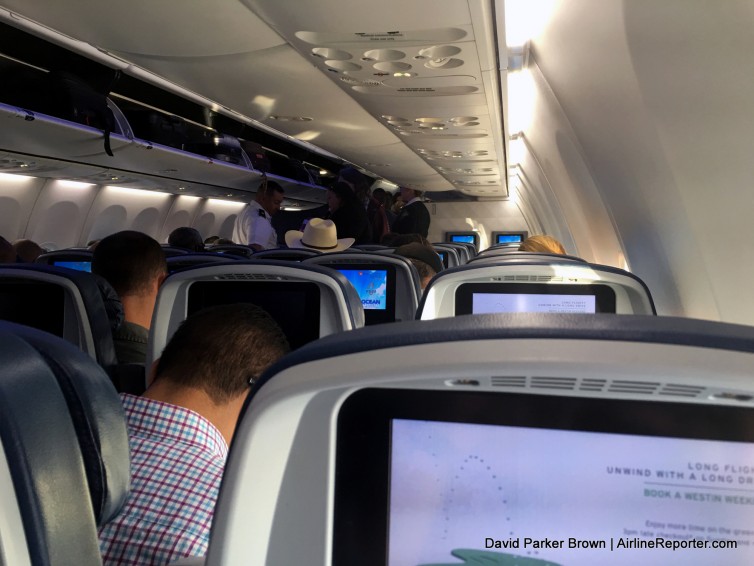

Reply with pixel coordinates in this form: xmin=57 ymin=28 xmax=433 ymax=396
xmin=392 ymin=200 xmax=430 ymax=238
xmin=328 ymin=200 xmax=372 ymax=244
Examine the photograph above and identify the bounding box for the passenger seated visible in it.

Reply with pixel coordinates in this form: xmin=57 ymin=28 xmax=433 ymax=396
xmin=92 ymin=231 xmax=167 ymax=364
xmin=519 ymin=234 xmax=566 ymax=254
xmin=394 ymin=242 xmax=443 ymax=290
xmin=380 ymin=231 xmax=432 ymax=248
xmin=12 ymin=238 xmax=44 ymax=262
xmin=0 ymin=235 xmax=18 ymax=263
xmin=98 ymin=303 xmax=289 ymax=566
xmin=168 ymin=227 xmax=205 ymax=252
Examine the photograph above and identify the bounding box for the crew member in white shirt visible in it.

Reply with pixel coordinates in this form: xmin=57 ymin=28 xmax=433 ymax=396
xmin=232 ymin=180 xmax=285 ymax=250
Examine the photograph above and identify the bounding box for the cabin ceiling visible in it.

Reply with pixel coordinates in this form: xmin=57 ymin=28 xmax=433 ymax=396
xmin=0 ymin=0 xmax=509 ymax=199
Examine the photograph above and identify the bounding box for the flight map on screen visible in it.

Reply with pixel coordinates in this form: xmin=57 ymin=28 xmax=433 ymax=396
xmin=389 ymin=418 xmax=754 ymax=565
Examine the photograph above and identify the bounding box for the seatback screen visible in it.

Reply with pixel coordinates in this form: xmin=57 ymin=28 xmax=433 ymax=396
xmin=328 ymin=263 xmax=396 ymax=325
xmin=334 ymin=389 xmax=754 ymax=565
xmin=337 ymin=269 xmax=387 ymax=310
xmin=450 ymin=235 xmax=475 ymax=244
xmin=187 ymin=281 xmax=320 ymax=350
xmin=473 ymin=292 xmax=596 ymax=313
xmin=455 ymin=283 xmax=616 ymax=314
xmin=0 ymin=281 xmax=65 ymax=336
xmin=53 ymin=260 xmax=92 ymax=272
xmin=496 ymin=233 xmax=524 ymax=244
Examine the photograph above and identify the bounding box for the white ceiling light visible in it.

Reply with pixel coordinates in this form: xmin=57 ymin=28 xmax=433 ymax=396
xmin=0 ymin=172 xmax=35 ymax=182
xmin=504 ymin=0 xmax=557 ymax=49
xmin=57 ymin=180 xmax=95 ymax=189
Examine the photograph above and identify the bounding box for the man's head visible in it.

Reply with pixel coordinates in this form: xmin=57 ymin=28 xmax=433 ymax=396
xmin=0 ymin=236 xmax=17 ymax=263
xmin=394 ymin=242 xmax=443 ymax=289
xmin=12 ymin=239 xmax=43 ymax=263
xmin=154 ymin=303 xmax=290 ymax=404
xmin=399 ymin=186 xmax=422 ymax=203
xmin=92 ymin=231 xmax=167 ymax=298
xmin=255 ymin=180 xmax=285 ymax=216
xmin=337 ymin=166 xmax=371 ymax=201
xmin=168 ymin=227 xmax=204 ymax=252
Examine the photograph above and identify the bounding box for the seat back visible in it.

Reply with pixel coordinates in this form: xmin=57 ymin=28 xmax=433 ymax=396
xmin=147 ymin=260 xmax=364 ymax=367
xmin=36 ymin=250 xmax=94 ymax=272
xmin=166 ymin=253 xmax=237 ymax=274
xmin=0 ymin=322 xmax=128 ymax=566
xmin=469 ymin=250 xmax=587 ymax=264
xmin=417 ymin=260 xmax=656 ymax=318
xmin=251 ymin=248 xmax=321 ymax=261
xmin=207 ymin=244 xmax=254 ymax=258
xmin=431 ymin=244 xmax=461 ymax=268
xmin=490 ymin=231 xmax=528 ymax=246
xmin=303 ymin=252 xmax=420 ymax=324
xmin=0 ymin=265 xmax=117 ymax=368
xmin=6 ymin=322 xmax=130 ymax=526
xmin=351 ymin=244 xmax=390 ymax=252
xmin=160 ymin=245 xmax=190 ymax=257
xmin=207 ymin=314 xmax=754 ymax=565
xmin=437 ymin=241 xmax=471 ymax=263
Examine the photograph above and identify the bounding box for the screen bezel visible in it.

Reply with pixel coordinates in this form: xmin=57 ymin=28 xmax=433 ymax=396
xmin=445 ymin=231 xmax=479 ymax=248
xmin=454 ymin=283 xmax=617 ymax=315
xmin=492 ymin=231 xmax=528 ymax=245
xmin=436 ymin=250 xmax=448 ymax=269
xmin=0 ymin=281 xmax=66 ymax=337
xmin=333 ymin=387 xmax=754 ymax=566
xmin=186 ymin=280 xmax=321 ymax=350
xmin=333 ymin=263 xmax=396 ymax=325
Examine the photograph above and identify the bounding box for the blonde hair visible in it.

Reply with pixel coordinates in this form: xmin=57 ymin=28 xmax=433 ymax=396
xmin=518 ymin=235 xmax=566 ymax=255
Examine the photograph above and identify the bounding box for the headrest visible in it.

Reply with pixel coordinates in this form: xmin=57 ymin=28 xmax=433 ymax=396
xmin=394 ymin=242 xmax=444 ymax=273
xmin=1 ymin=322 xmax=130 ymax=525
xmin=0 ymin=327 xmax=102 ymax=565
xmin=0 ymin=264 xmax=118 ymax=368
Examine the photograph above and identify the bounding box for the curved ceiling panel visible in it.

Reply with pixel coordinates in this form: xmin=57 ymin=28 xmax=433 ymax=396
xmin=0 ymin=0 xmax=283 ymax=56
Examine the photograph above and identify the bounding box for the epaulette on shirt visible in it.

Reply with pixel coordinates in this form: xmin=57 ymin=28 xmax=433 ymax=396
xmin=258 ymin=208 xmax=267 ymax=218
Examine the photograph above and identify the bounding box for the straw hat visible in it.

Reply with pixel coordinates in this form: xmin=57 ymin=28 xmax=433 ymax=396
xmin=285 ymin=218 xmax=354 ymax=252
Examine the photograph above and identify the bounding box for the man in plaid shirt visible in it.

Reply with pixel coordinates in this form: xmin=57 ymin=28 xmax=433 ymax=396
xmin=99 ymin=304 xmax=289 ymax=565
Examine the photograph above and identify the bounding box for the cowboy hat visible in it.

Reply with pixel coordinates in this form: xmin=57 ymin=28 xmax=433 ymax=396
xmin=285 ymin=218 xmax=354 ymax=252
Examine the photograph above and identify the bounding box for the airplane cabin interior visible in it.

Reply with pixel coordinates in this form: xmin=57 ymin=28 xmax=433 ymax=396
xmin=1 ymin=1 xmax=754 ymax=565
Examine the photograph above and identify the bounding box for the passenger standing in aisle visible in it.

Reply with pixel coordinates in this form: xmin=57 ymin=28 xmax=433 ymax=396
xmin=392 ymin=186 xmax=431 ymax=238
xmin=326 ymin=182 xmax=372 ymax=244
xmin=232 ymin=180 xmax=285 ymax=250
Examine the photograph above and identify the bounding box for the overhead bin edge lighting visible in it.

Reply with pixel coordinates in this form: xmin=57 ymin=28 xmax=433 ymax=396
xmin=0 ymin=172 xmax=36 ymax=182
xmin=105 ymin=186 xmax=171 ymax=197
xmin=207 ymin=198 xmax=246 ymax=207
xmin=58 ymin=180 xmax=95 ymax=189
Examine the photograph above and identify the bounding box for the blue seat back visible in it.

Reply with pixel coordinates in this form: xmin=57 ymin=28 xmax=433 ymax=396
xmin=0 ymin=264 xmax=118 ymax=368
xmin=0 ymin=321 xmax=129 ymax=565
